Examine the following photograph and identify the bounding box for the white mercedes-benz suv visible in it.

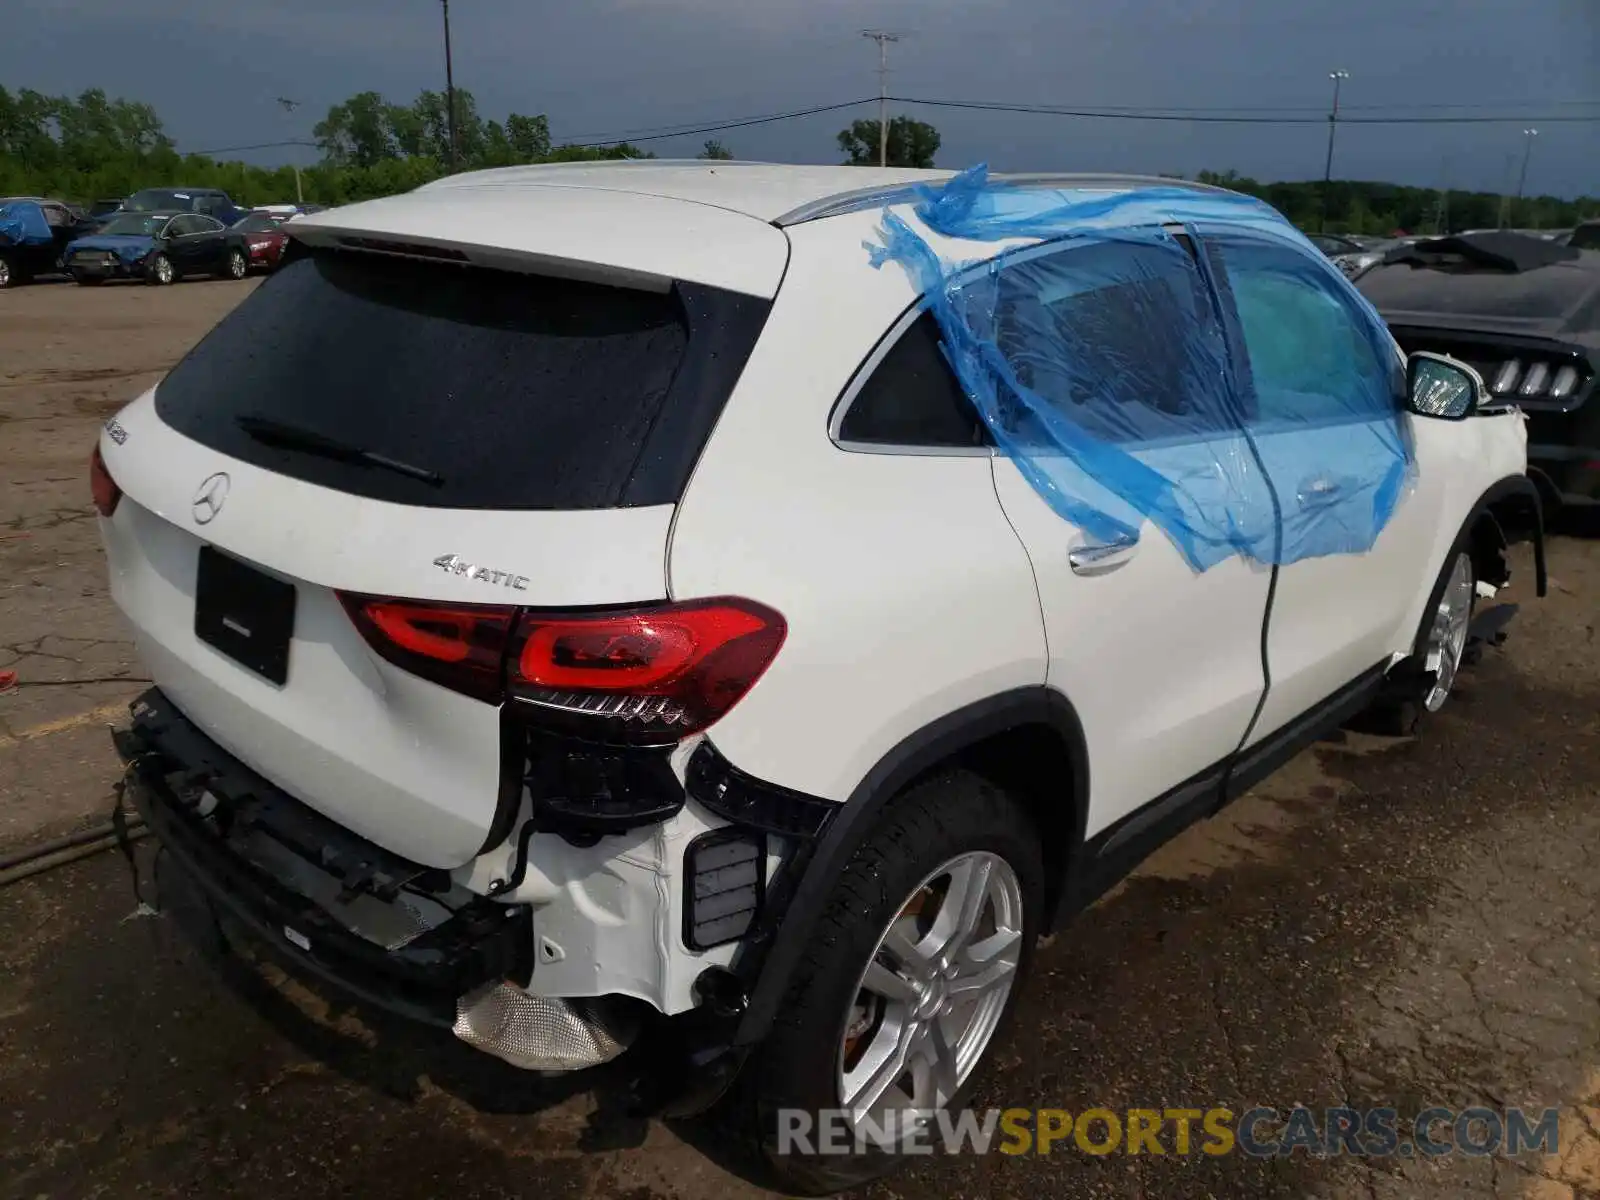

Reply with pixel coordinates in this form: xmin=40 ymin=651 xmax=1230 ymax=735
xmin=95 ymin=161 xmax=1542 ymax=1194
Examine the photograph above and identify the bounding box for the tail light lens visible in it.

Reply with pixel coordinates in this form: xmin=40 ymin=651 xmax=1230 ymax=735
xmin=90 ymin=444 xmax=121 ymax=517
xmin=510 ymin=598 xmax=786 ymax=744
xmin=337 ymin=593 xmax=785 ymax=743
xmin=338 ymin=593 xmax=514 ymax=703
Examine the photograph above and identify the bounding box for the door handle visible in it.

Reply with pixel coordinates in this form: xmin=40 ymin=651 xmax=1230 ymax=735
xmin=1068 ymin=536 xmax=1138 ymax=575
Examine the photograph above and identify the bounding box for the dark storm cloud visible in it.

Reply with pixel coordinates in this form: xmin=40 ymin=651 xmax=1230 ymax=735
xmin=4 ymin=0 xmax=1596 ymax=196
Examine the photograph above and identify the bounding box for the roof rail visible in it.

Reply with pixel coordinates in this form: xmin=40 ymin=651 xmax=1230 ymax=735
xmin=773 ymin=172 xmax=1232 ymax=228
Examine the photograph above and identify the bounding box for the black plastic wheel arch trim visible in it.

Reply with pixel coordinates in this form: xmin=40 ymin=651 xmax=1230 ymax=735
xmin=686 ymin=740 xmax=841 ymax=839
xmin=728 ymin=685 xmax=1089 ymax=1048
xmin=1474 ymin=474 xmax=1546 ymax=598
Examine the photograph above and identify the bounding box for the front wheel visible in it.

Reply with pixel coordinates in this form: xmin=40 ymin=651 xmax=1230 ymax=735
xmin=729 ymin=770 xmax=1042 ymax=1195
xmin=146 ymin=253 xmax=175 ymax=286
xmin=1358 ymin=549 xmax=1476 ymax=736
xmin=0 ymin=254 xmax=21 ymax=289
xmin=223 ymin=248 xmax=247 ymax=280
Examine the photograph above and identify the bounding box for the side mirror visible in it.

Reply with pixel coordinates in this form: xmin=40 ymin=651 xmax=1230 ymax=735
xmin=1406 ymin=351 xmax=1486 ymax=421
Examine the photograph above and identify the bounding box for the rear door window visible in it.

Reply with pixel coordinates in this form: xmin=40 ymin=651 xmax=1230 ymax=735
xmin=154 ymin=249 xmax=770 ymax=510
xmin=987 ymin=237 xmax=1236 ymax=444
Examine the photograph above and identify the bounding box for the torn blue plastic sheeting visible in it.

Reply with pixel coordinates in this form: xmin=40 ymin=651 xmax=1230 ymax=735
xmin=0 ymin=201 xmax=54 ymax=248
xmin=866 ymin=164 xmax=1413 ymax=571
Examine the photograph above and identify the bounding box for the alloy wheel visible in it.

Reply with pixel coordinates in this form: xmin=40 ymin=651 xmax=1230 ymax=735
xmin=1423 ymin=552 xmax=1473 ymax=712
xmin=837 ymin=851 xmax=1024 ymax=1145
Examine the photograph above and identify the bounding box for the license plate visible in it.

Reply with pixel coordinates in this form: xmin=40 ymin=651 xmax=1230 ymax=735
xmin=194 ymin=546 xmax=296 ymax=684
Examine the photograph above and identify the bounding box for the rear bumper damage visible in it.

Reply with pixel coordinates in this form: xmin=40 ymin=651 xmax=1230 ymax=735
xmin=114 ymin=688 xmax=638 ymax=1071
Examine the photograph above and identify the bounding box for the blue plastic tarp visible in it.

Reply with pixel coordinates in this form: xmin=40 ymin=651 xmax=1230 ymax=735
xmin=866 ymin=165 xmax=1413 ymax=571
xmin=0 ymin=201 xmax=53 ymax=248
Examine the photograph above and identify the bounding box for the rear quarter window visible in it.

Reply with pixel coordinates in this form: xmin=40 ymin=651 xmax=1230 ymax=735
xmin=154 ymin=250 xmax=770 ymax=510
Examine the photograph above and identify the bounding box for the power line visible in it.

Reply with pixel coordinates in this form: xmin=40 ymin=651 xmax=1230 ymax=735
xmin=885 ymin=96 xmax=1600 ymax=125
xmin=187 ymin=139 xmax=320 ymax=155
xmin=555 ymin=99 xmax=875 ymax=144
xmin=187 ymin=95 xmax=1600 ymax=160
xmin=569 ymin=98 xmax=877 ymax=147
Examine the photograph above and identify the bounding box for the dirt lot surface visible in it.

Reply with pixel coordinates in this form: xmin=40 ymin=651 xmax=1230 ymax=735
xmin=2 ymin=278 xmax=1598 ymax=1200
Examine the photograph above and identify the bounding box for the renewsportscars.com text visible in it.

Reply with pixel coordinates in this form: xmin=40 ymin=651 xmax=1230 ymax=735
xmin=776 ymin=1105 xmax=1563 ymax=1159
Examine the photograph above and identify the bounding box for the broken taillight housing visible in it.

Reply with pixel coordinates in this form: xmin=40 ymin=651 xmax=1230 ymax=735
xmin=339 ymin=593 xmax=785 ymax=840
xmin=90 ymin=444 xmax=122 ymax=517
xmin=508 ymin=598 xmax=787 ymax=745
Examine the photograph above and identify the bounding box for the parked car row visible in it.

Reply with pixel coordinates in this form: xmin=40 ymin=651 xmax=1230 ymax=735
xmin=0 ymin=189 xmax=304 ymax=288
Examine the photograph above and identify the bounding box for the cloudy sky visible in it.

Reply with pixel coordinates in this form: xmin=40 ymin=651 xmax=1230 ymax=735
xmin=5 ymin=0 xmax=1598 ymax=197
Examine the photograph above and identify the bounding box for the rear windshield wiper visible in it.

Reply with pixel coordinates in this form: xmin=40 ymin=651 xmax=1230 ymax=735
xmin=235 ymin=414 xmax=444 ymax=486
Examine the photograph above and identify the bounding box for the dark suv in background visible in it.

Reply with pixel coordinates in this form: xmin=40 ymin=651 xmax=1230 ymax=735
xmin=92 ymin=187 xmax=245 ymax=230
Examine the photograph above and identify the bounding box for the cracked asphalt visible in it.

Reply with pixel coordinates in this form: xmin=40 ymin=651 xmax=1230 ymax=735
xmin=2 ymin=278 xmax=1598 ymax=1200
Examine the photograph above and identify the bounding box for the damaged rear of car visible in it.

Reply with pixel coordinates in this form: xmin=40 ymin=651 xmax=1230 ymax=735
xmin=99 ymin=185 xmax=785 ymax=1077
xmin=1357 ymin=231 xmax=1600 ymax=513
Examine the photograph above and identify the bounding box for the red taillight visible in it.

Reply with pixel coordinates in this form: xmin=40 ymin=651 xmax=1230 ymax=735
xmin=337 ymin=593 xmax=514 ymax=702
xmin=336 ymin=592 xmax=786 ymax=739
xmin=511 ymin=598 xmax=786 ymax=741
xmin=90 ymin=444 xmax=121 ymax=517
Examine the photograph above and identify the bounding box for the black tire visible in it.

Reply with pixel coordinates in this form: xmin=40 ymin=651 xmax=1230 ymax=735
xmin=0 ymin=254 xmax=24 ymax=288
xmin=146 ymin=253 xmax=175 ymax=286
xmin=725 ymin=770 xmax=1043 ymax=1195
xmin=1354 ymin=545 xmax=1476 ymax=737
xmin=222 ymin=248 xmax=247 ymax=280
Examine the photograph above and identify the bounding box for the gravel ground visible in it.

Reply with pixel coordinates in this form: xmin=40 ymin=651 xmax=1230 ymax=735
xmin=1 ymin=277 xmax=1597 ymax=1200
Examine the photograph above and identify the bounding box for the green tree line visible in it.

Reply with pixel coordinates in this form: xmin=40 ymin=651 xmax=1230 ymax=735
xmin=1195 ymin=168 xmax=1596 ymax=235
xmin=3 ymin=87 xmax=1594 ymax=233
xmin=0 ymin=85 xmax=663 ymax=207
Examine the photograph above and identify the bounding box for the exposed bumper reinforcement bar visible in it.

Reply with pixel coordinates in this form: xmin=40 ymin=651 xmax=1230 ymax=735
xmin=114 ymin=688 xmax=533 ymax=1028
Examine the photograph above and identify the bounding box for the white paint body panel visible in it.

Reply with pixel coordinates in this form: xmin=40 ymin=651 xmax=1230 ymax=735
xmin=1247 ymin=412 xmax=1530 ymax=746
xmin=290 ymin=184 xmax=789 ymax=298
xmin=991 ymin=463 xmax=1270 ymax=836
xmin=416 ymin=160 xmax=955 ymax=223
xmin=667 ymin=210 xmax=1047 ymax=802
xmin=99 ymin=389 xmax=672 ymax=868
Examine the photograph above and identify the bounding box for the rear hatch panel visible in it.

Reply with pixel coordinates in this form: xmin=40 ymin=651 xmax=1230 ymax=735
xmin=100 ymin=237 xmax=778 ymax=868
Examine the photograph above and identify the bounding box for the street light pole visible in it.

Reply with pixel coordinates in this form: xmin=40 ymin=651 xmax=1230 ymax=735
xmin=862 ymin=30 xmax=901 ymax=167
xmin=1320 ymin=70 xmax=1349 ymax=234
xmin=275 ymin=97 xmax=305 ymax=205
xmin=1515 ymin=127 xmax=1538 ymax=201
xmin=441 ymin=0 xmax=459 ymax=172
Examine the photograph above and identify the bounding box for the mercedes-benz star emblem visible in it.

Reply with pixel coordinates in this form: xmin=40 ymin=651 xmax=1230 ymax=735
xmin=192 ymin=472 xmax=231 ymax=525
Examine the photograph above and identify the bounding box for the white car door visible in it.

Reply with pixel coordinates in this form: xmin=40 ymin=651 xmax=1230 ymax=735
xmin=982 ymin=235 xmax=1274 ymax=840
xmin=1201 ymin=232 xmax=1445 ymax=743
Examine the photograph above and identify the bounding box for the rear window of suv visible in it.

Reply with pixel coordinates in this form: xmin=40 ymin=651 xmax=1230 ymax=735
xmin=154 ymin=249 xmax=770 ymax=509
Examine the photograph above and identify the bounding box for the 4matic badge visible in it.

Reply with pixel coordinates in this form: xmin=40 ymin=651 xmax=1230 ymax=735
xmin=433 ymin=554 xmax=529 ymax=591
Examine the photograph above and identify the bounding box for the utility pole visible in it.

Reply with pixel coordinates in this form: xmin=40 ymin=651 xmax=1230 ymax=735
xmin=1513 ymin=128 xmax=1538 ymax=226
xmin=1496 ymin=147 xmax=1519 ymax=229
xmin=1433 ymin=152 xmax=1451 ymax=235
xmin=441 ymin=0 xmax=459 ymax=172
xmin=275 ymin=97 xmax=305 ymax=205
xmin=861 ymin=30 xmax=901 ymax=167
xmin=1320 ymin=70 xmax=1349 ymax=234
